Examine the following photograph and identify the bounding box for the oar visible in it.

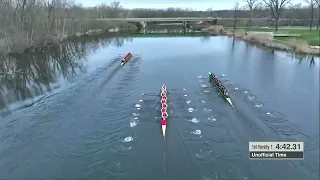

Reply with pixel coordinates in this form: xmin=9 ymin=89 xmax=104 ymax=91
xmin=140 ymin=88 xmax=189 ymax=97
xmin=118 ymin=53 xmax=141 ymax=56
xmin=118 ymin=54 xmax=141 ymax=60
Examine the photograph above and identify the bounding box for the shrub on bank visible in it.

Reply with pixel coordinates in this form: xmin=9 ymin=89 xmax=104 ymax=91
xmin=234 ymin=29 xmax=246 ymax=38
xmin=287 ymin=38 xmax=310 ymax=54
xmin=242 ymin=32 xmax=274 ymax=44
xmin=202 ymin=25 xmax=223 ymax=33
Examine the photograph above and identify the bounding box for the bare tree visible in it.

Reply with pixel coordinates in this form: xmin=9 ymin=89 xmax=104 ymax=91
xmin=262 ymin=0 xmax=291 ymax=32
xmin=233 ymin=2 xmax=240 ymax=35
xmin=306 ymin=0 xmax=316 ymax=31
xmin=284 ymin=3 xmax=303 ymax=26
xmin=206 ymin=7 xmax=214 ymax=17
xmin=0 ymin=0 xmax=137 ymax=55
xmin=109 ymin=1 xmax=121 ymax=18
xmin=245 ymin=0 xmax=259 ymax=30
xmin=315 ymin=0 xmax=320 ymax=30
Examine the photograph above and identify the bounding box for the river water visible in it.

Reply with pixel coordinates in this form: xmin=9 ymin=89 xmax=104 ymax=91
xmin=0 ymin=33 xmax=319 ymax=180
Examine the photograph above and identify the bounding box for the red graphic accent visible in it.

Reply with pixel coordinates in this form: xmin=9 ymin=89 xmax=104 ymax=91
xmin=161 ymin=107 xmax=167 ymax=113
xmin=161 ymin=119 xmax=167 ymax=125
xmin=161 ymin=99 xmax=167 ymax=104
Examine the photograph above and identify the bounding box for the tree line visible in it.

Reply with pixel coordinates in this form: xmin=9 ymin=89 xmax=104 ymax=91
xmin=240 ymin=0 xmax=320 ymax=31
xmin=0 ymin=0 xmax=319 ymax=56
xmin=0 ymin=0 xmax=134 ymax=55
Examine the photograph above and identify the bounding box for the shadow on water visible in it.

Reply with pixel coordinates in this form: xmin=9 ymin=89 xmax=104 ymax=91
xmin=294 ymin=54 xmax=316 ymax=67
xmin=0 ymin=34 xmax=133 ymax=117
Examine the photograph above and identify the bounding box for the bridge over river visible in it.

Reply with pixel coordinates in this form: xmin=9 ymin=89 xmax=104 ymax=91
xmin=92 ymin=17 xmax=300 ymax=33
xmin=95 ymin=17 xmax=221 ymax=31
xmin=93 ymin=17 xmax=294 ymax=22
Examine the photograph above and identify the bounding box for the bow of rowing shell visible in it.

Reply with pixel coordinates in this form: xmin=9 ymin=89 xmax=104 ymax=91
xmin=160 ymin=84 xmax=168 ymax=139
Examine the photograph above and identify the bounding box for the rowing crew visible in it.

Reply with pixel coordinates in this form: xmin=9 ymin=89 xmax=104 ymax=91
xmin=121 ymin=52 xmax=132 ymax=64
xmin=211 ymin=74 xmax=229 ymax=97
xmin=160 ymin=85 xmax=168 ymax=138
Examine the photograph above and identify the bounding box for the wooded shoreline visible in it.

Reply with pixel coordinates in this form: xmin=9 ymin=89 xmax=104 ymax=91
xmin=0 ymin=23 xmax=136 ymax=56
xmin=1 ymin=0 xmax=319 ymax=57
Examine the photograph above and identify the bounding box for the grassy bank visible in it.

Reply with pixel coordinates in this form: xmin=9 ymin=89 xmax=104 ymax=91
xmin=219 ymin=26 xmax=320 ymax=56
xmin=247 ymin=28 xmax=320 ymax=47
xmin=224 ymin=27 xmax=319 ymax=46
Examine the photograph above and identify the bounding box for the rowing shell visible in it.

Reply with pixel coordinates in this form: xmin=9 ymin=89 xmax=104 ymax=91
xmin=160 ymin=84 xmax=168 ymax=139
xmin=208 ymin=72 xmax=234 ymax=108
xmin=120 ymin=52 xmax=132 ymax=66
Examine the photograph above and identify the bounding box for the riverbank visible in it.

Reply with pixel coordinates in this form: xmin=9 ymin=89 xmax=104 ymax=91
xmin=201 ymin=25 xmax=320 ymax=56
xmin=229 ymin=30 xmax=319 ymax=56
xmin=0 ymin=21 xmax=137 ymax=56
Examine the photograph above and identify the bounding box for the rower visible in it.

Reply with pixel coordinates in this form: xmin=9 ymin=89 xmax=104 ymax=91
xmin=223 ymin=89 xmax=228 ymax=96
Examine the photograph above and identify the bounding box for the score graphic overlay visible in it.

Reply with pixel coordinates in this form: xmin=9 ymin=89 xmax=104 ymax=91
xmin=249 ymin=142 xmax=304 ymax=160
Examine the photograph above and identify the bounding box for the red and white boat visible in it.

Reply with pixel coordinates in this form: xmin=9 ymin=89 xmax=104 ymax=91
xmin=120 ymin=52 xmax=132 ymax=66
xmin=160 ymin=84 xmax=168 ymax=139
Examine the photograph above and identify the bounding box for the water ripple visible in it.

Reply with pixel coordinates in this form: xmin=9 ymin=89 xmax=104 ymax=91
xmin=122 ymin=136 xmax=134 ymax=142
xmin=189 ymin=117 xmax=200 ymax=124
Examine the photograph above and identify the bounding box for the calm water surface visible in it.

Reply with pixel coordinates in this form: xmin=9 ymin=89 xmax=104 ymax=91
xmin=0 ymin=34 xmax=319 ymax=180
